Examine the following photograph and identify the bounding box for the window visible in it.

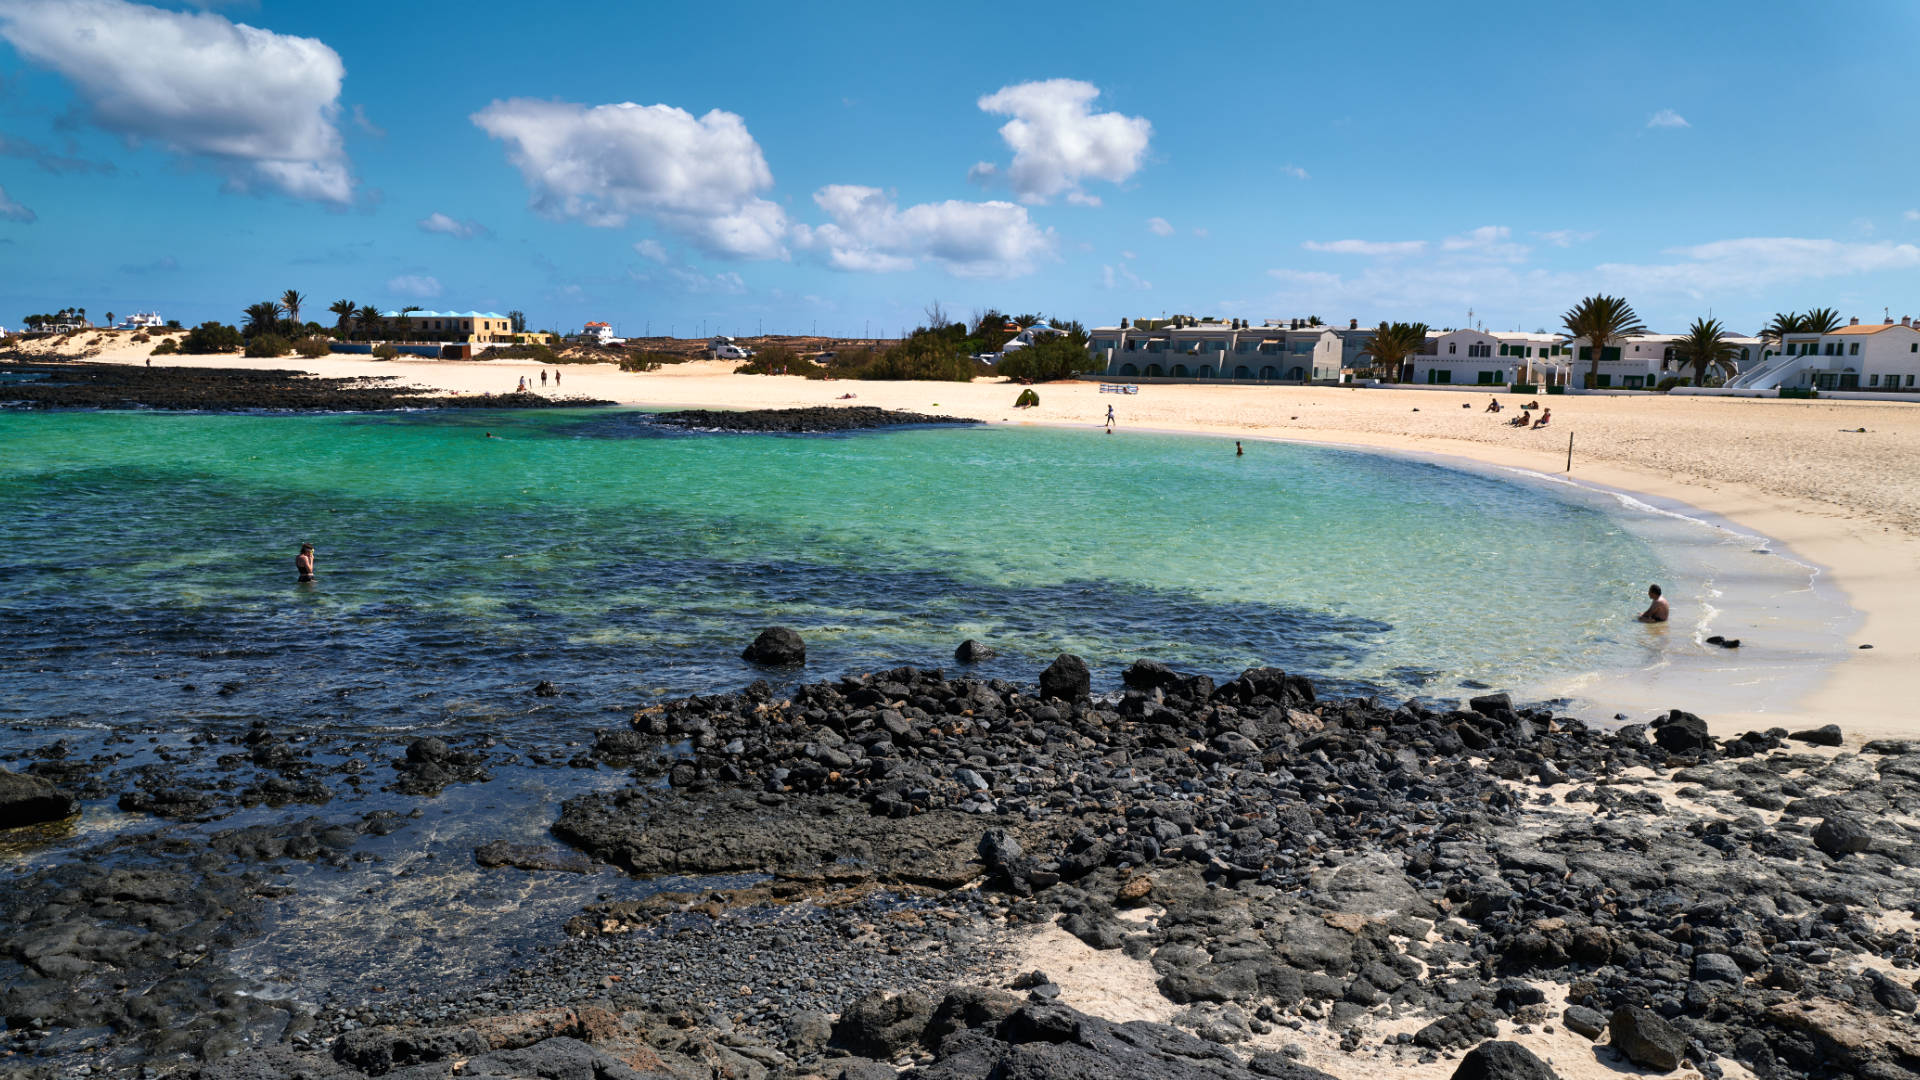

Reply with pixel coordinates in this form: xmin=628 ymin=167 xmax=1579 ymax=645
xmin=1448 ymin=343 xmax=1457 ymax=354
xmin=1498 ymin=344 xmax=1509 ymax=356
xmin=1477 ymin=370 xmax=1498 ymax=385
xmin=1909 ymin=374 xmax=1916 ymax=387
xmin=1468 ymin=344 xmax=1492 ymax=358
xmin=1849 ymin=343 xmax=1859 ymax=355
xmin=1871 ymin=374 xmax=1880 ymax=386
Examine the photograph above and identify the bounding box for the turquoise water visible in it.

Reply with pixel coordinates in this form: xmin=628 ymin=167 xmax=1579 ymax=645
xmin=0 ymin=407 xmax=1721 ymax=738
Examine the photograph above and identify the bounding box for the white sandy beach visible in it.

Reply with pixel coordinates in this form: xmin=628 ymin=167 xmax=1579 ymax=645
xmin=20 ymin=333 xmax=1920 ymax=741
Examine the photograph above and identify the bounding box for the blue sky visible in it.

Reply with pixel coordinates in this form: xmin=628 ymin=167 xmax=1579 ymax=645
xmin=2 ymin=0 xmax=1918 ymax=338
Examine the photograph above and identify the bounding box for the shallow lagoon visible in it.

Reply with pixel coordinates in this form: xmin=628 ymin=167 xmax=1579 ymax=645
xmin=0 ymin=407 xmax=1848 ymax=736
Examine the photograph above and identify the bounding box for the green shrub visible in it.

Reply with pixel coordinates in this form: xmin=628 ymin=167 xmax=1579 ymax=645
xmin=294 ymin=336 xmax=333 ymax=359
xmin=998 ymin=335 xmax=1096 ymax=382
xmin=130 ymin=331 xmax=151 ymax=344
xmin=244 ymin=334 xmax=291 ymax=358
xmin=1545 ymin=384 xmax=1565 ymax=395
xmin=1655 ymin=377 xmax=1687 ymax=392
xmin=150 ymin=339 xmax=179 ymax=356
xmin=734 ymin=347 xmax=826 ymax=378
xmin=372 ymin=344 xmax=399 ymax=360
xmin=179 ymin=321 xmax=243 ymax=354
xmin=1780 ymin=386 xmax=1818 ymax=399
xmin=1509 ymin=382 xmax=1537 ymax=394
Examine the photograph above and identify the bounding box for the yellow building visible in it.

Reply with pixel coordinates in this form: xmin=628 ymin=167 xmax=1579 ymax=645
xmin=378 ymin=310 xmax=517 ymax=343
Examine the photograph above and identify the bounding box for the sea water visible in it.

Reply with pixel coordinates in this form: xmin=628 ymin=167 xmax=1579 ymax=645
xmin=0 ymin=408 xmax=1851 ymax=738
xmin=0 ymin=406 xmax=1858 ymax=1000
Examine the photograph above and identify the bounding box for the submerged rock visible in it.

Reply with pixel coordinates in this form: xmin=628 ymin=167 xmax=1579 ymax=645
xmin=0 ymin=767 xmax=76 ymax=828
xmin=742 ymin=626 xmax=806 ymax=665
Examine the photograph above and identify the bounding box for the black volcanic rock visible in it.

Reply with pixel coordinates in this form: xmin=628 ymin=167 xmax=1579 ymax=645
xmin=0 ymin=767 xmax=76 ymax=828
xmin=743 ymin=626 xmax=806 ymax=665
xmin=0 ymin=360 xmax=611 ymax=411
xmin=1038 ymin=654 xmax=1091 ymax=701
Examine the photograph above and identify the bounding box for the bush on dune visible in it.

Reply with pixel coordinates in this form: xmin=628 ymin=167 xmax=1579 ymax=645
xmin=997 ymin=334 xmax=1096 ymax=382
xmin=179 ymin=322 xmax=243 ymax=355
xmin=244 ymin=334 xmax=291 ymax=358
xmin=295 ymin=336 xmax=333 ymax=359
xmin=734 ymin=346 xmax=826 ymax=378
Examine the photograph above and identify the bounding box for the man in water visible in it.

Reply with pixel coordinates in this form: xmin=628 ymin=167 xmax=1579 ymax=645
xmin=296 ymin=543 xmax=316 ymax=583
xmin=1637 ymin=584 xmax=1668 ymax=623
xmin=1236 ymin=441 xmax=1244 ymax=456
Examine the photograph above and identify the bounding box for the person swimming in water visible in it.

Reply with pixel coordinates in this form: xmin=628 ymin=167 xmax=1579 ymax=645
xmin=1637 ymin=584 xmax=1668 ymax=623
xmin=1236 ymin=441 xmax=1244 ymax=456
xmin=295 ymin=543 xmax=316 ymax=583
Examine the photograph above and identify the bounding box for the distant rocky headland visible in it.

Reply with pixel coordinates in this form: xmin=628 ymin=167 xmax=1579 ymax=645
xmin=0 ymin=361 xmax=612 ymax=411
xmin=652 ymin=405 xmax=981 ymax=433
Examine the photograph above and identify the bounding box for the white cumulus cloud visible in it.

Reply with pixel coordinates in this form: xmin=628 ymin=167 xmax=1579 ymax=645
xmin=1647 ymin=108 xmax=1690 ymax=129
xmin=418 ymin=212 xmax=484 ymax=238
xmin=977 ymin=79 xmax=1150 ymax=204
xmin=1906 ymin=209 xmax=1920 ymax=222
xmin=1147 ymin=217 xmax=1174 ymax=237
xmin=1535 ymin=229 xmax=1598 ymax=248
xmin=632 ymin=238 xmax=669 ymax=263
xmin=0 ymin=185 xmax=34 ymax=223
xmin=1281 ymin=164 xmax=1309 ymax=180
xmin=792 ymin=185 xmax=1053 ymax=277
xmin=1596 ymin=237 xmax=1920 ymax=295
xmin=0 ymin=0 xmax=352 ymax=202
xmin=386 ymin=274 xmax=443 ymax=299
xmin=1302 ymin=238 xmax=1426 ymax=256
xmin=471 ymin=98 xmax=787 ymax=259
xmin=1441 ymin=225 xmax=1528 ymax=261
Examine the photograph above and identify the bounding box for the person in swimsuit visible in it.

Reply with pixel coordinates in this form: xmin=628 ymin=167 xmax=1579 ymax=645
xmin=295 ymin=543 xmax=315 ymax=583
xmin=1638 ymin=584 xmax=1668 ymax=623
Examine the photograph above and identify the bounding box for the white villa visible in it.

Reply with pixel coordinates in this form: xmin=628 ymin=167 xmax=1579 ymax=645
xmin=117 ymin=312 xmax=164 ymax=330
xmin=1000 ymin=321 xmax=1066 ymax=359
xmin=1087 ymin=318 xmax=1347 ymax=382
xmin=580 ymin=321 xmax=623 ymax=346
xmin=1408 ymin=330 xmax=1571 ymax=386
xmin=1727 ymin=316 xmax=1920 ymax=392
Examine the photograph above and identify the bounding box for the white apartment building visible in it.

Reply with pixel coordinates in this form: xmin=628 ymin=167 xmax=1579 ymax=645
xmin=1732 ymin=317 xmax=1920 ymax=391
xmin=117 ymin=312 xmax=164 ymax=330
xmin=1408 ymin=330 xmax=1571 ymax=386
xmin=1088 ymin=319 xmax=1345 ymax=381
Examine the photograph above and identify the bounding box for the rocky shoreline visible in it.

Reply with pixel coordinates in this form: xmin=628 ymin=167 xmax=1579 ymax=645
xmin=0 ymin=361 xmax=612 ymax=411
xmin=4 ymin=647 xmax=1920 ymax=1080
xmin=651 ymin=406 xmax=981 ymax=433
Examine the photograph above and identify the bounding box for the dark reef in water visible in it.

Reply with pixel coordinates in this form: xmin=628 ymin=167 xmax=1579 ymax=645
xmin=652 ymin=405 xmax=981 ymax=433
xmin=0 ymin=360 xmax=612 ymax=411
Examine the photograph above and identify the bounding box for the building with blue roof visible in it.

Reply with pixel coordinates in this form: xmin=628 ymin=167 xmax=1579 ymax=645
xmin=372 ymin=309 xmax=517 ymax=344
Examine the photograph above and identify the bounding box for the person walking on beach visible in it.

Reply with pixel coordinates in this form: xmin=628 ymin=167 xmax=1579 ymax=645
xmin=1637 ymin=584 xmax=1668 ymax=623
xmin=1105 ymin=404 xmax=1115 ymax=431
xmin=554 ymin=370 xmax=561 ymax=387
xmin=295 ymin=543 xmax=316 ymax=583
xmin=540 ymin=369 xmax=547 ymax=387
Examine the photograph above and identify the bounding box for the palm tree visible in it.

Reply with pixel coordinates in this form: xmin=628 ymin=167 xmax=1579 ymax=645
xmin=1671 ymin=317 xmax=1742 ymax=386
xmin=1801 ymin=307 xmax=1843 ymax=334
xmin=356 ymin=304 xmax=383 ymax=342
xmin=328 ymin=299 xmax=356 ymax=337
xmin=1362 ymin=321 xmax=1430 ymax=383
xmin=1562 ymin=294 xmax=1647 ymax=388
xmin=243 ymin=301 xmax=284 ymax=338
xmin=104 ymin=311 xmax=115 ymax=328
xmin=281 ymin=289 xmax=305 ymax=336
xmin=1763 ymin=311 xmax=1805 ymax=344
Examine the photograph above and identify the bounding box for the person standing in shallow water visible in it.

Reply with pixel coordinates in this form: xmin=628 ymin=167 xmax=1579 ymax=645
xmin=1638 ymin=584 xmax=1668 ymax=623
xmin=295 ymin=543 xmax=316 ymax=583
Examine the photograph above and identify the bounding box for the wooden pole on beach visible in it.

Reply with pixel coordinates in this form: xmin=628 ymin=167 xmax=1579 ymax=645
xmin=1566 ymin=432 xmax=1574 ymax=472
